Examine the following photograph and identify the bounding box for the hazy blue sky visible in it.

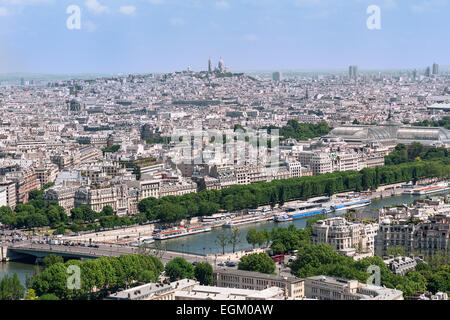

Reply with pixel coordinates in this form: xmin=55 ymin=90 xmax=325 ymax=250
xmin=0 ymin=0 xmax=448 ymax=74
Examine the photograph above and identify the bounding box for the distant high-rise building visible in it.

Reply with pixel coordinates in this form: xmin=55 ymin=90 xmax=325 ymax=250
xmin=432 ymin=63 xmax=439 ymax=75
xmin=217 ymin=57 xmax=225 ymax=73
xmin=272 ymin=71 xmax=282 ymax=81
xmin=208 ymin=57 xmax=213 ymax=73
xmin=412 ymin=69 xmax=417 ymax=80
xmin=20 ymin=78 xmax=25 ymax=86
xmin=349 ymin=66 xmax=358 ymax=80
xmin=425 ymin=66 xmax=431 ymax=77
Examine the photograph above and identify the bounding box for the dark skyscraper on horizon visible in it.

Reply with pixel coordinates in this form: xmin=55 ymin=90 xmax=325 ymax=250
xmin=349 ymin=65 xmax=358 ymax=80
xmin=432 ymin=62 xmax=439 ymax=75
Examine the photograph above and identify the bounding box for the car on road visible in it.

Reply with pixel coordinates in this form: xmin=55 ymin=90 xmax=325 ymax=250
xmin=192 ymin=261 xmax=198 ymax=266
xmin=218 ymin=262 xmax=225 ymax=267
xmin=225 ymin=261 xmax=237 ymax=267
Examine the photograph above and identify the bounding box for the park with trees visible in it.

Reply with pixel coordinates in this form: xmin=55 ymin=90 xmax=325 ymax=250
xmin=289 ymin=243 xmax=450 ymax=298
xmin=30 ymin=254 xmax=164 ymax=300
xmin=238 ymin=253 xmax=276 ymax=275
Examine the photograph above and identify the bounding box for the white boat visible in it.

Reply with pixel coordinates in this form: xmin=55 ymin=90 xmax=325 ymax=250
xmin=129 ymin=237 xmax=155 ymax=246
xmin=274 ymin=215 xmax=294 ymax=222
xmin=153 ymin=225 xmax=211 ymax=240
xmin=223 ymin=215 xmax=273 ymax=228
xmin=403 ymin=184 xmax=450 ymax=196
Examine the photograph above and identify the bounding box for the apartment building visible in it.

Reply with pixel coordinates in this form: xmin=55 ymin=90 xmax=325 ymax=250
xmin=312 ymin=217 xmax=378 ymax=255
xmin=76 ymin=146 xmax=103 ymax=164
xmin=127 ymin=179 xmax=160 ymax=199
xmin=5 ymin=169 xmax=39 ymax=204
xmin=375 ymin=223 xmax=416 ymax=257
xmin=310 ymin=153 xmax=333 ymax=175
xmin=235 ymin=165 xmax=268 ymax=185
xmin=375 ymin=215 xmax=449 ymax=256
xmin=383 ymin=256 xmax=422 ymax=276
xmin=106 ymin=279 xmax=288 ymax=301
xmin=35 ymin=163 xmax=59 ymax=189
xmin=286 ymin=161 xmax=303 ymax=178
xmin=0 ymin=179 xmax=16 ymax=209
xmin=213 ymin=268 xmax=305 ymax=299
xmin=74 ymin=184 xmax=130 ymax=215
xmin=0 ymin=187 xmax=7 ymax=207
xmin=332 ymin=153 xmax=361 ymax=172
xmin=304 ymin=275 xmax=403 ymax=300
xmin=106 ymin=279 xmax=197 ymax=301
xmin=43 ymin=185 xmax=79 ymax=214
xmin=159 ymin=181 xmax=197 ymax=197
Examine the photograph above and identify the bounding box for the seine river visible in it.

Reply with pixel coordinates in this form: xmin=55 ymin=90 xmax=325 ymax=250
xmin=157 ymin=193 xmax=446 ymax=255
xmin=2 ymin=191 xmax=448 ymax=280
xmin=0 ymin=261 xmax=39 ymax=287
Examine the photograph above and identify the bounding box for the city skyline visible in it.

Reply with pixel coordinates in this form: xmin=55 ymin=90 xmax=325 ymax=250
xmin=0 ymin=0 xmax=449 ymax=74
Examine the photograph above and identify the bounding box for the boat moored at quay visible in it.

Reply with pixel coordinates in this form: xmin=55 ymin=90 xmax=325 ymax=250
xmin=153 ymin=225 xmax=212 ymax=240
xmin=402 ymin=183 xmax=450 ymax=196
xmin=274 ymin=199 xmax=371 ymax=222
xmin=223 ymin=214 xmax=274 ymax=228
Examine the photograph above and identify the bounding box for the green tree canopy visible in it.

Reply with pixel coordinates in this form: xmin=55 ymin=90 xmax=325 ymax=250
xmin=194 ymin=262 xmax=214 ymax=286
xmin=164 ymin=258 xmax=195 ymax=282
xmin=238 ymin=253 xmax=276 ymax=275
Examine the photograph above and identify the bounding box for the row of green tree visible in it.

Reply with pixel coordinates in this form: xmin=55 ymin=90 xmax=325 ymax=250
xmin=245 ymin=215 xmax=324 ymax=254
xmin=410 ymin=116 xmax=450 ymax=130
xmin=0 ymin=273 xmax=25 ymax=300
xmin=101 ymin=145 xmax=121 ymax=154
xmin=31 ymin=254 xmax=164 ymax=300
xmin=238 ymin=253 xmax=276 ymax=275
xmin=138 ymin=156 xmax=450 ymax=224
xmin=385 ymin=143 xmax=449 ymax=165
xmin=290 ymin=243 xmax=450 ymax=298
xmin=0 ymin=200 xmax=147 ymax=234
xmin=164 ymin=258 xmax=213 ymax=286
xmin=264 ymin=119 xmax=332 ymax=141
xmin=0 ymin=182 xmax=67 ymax=229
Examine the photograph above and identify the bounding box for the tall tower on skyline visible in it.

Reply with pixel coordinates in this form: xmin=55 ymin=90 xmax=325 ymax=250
xmin=218 ymin=57 xmax=225 ymax=73
xmin=425 ymin=66 xmax=431 ymax=77
xmin=432 ymin=62 xmax=439 ymax=75
xmin=272 ymin=71 xmax=282 ymax=81
xmin=348 ymin=66 xmax=358 ymax=80
xmin=208 ymin=57 xmax=213 ymax=73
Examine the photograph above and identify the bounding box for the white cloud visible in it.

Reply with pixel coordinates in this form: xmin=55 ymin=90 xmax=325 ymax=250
xmin=215 ymin=1 xmax=230 ymax=10
xmin=169 ymin=17 xmax=184 ymax=26
xmin=119 ymin=5 xmax=136 ymax=15
xmin=85 ymin=0 xmax=108 ymax=15
xmin=83 ymin=20 xmax=97 ymax=32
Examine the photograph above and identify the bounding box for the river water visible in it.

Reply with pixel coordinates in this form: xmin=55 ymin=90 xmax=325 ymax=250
xmin=2 ymin=191 xmax=448 ymax=279
xmin=155 ymin=191 xmax=450 ymax=255
xmin=0 ymin=261 xmax=39 ymax=287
